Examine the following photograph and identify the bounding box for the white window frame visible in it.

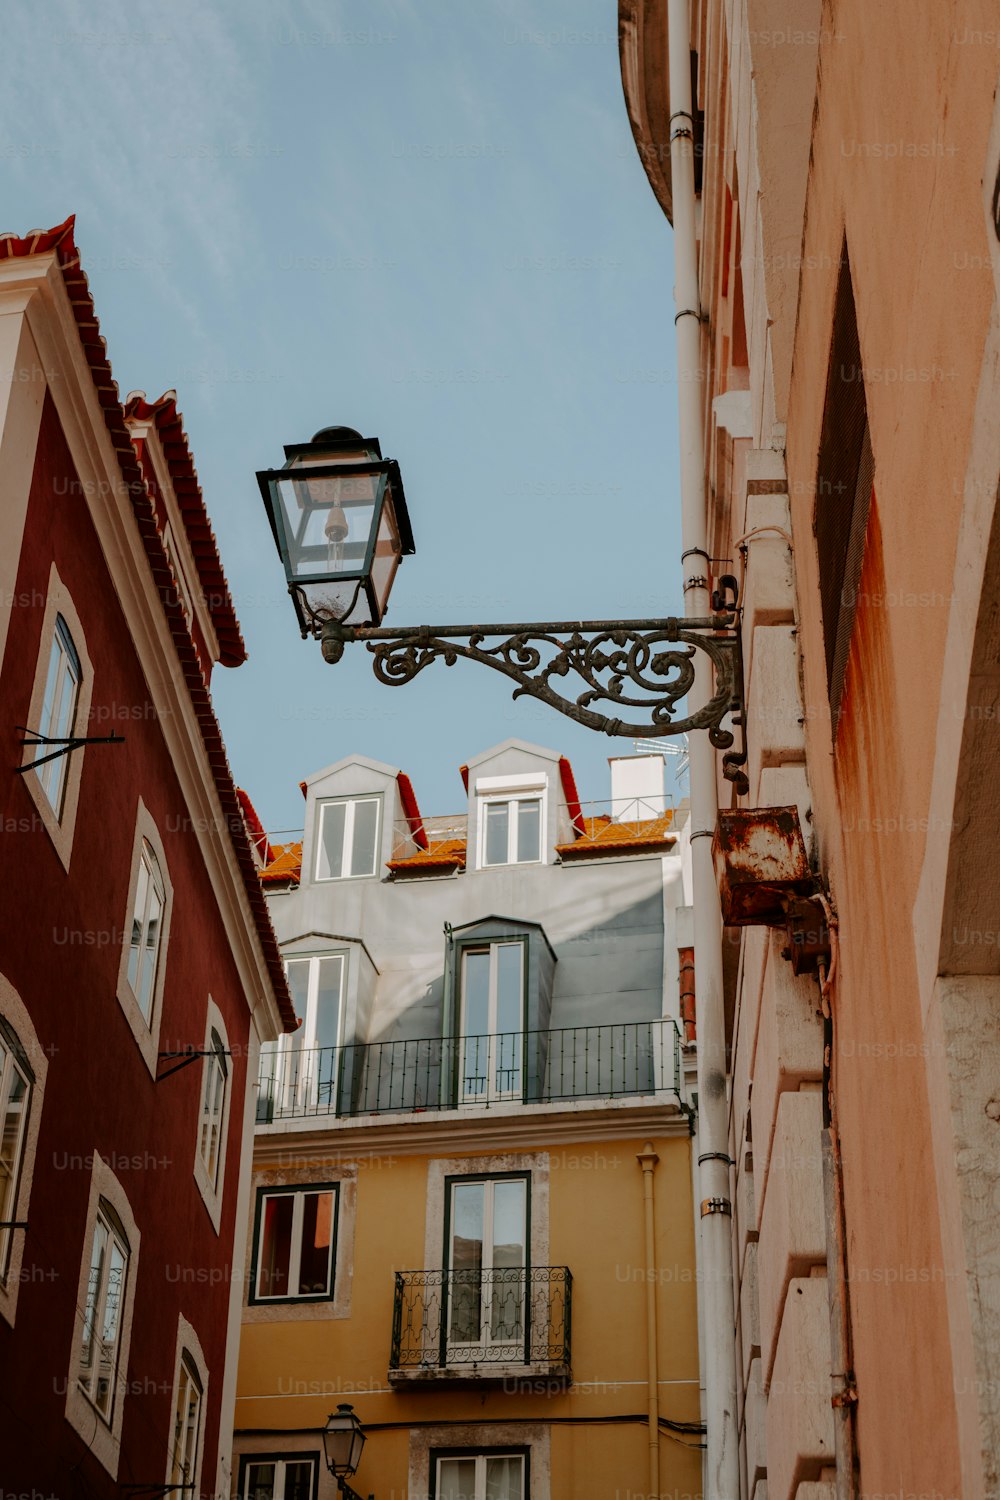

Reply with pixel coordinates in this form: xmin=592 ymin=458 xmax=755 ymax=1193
xmin=436 ymin=1452 xmax=526 ymax=1500
xmin=65 ymin=1154 xmax=140 ymax=1477
xmin=251 ymin=1183 xmax=339 ymax=1304
xmin=193 ymin=999 xmax=233 ymax=1234
xmin=165 ymin=1315 xmax=208 ymax=1495
xmin=446 ymin=1175 xmax=529 ymax=1358
xmin=265 ymin=953 xmax=345 ymax=1116
xmin=20 ymin=562 xmax=95 ymax=871
xmin=0 ymin=974 xmax=47 ymax=1330
xmin=240 ymin=1455 xmax=319 ymax=1500
xmin=458 ymin=942 xmax=525 ymax=1103
xmin=475 ymin=774 xmax=547 ymax=870
xmin=115 ymin=801 xmax=173 ymax=1079
xmin=314 ymin=796 xmax=382 ymax=882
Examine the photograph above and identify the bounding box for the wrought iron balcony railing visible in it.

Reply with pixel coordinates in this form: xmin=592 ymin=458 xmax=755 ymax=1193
xmin=256 ymin=1017 xmax=681 ymax=1123
xmin=389 ymin=1267 xmax=571 ymax=1379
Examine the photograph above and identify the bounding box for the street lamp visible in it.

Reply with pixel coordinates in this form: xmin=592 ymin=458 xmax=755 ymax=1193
xmin=256 ymin=426 xmax=415 ymax=636
xmin=323 ymin=1404 xmax=372 ymax=1500
xmin=257 ymin=428 xmax=749 ymax=793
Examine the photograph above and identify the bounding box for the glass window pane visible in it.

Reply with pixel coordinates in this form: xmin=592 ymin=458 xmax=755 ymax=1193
xmin=486 ymin=1456 xmax=524 ymax=1500
xmin=371 ymin=496 xmax=402 ymax=616
xmin=285 ymin=961 xmax=310 ymax=1026
xmin=314 ymin=957 xmax=343 ymax=1051
xmin=462 ymin=952 xmax=490 ymax=1037
xmin=438 ymin=1458 xmax=477 ymax=1500
xmin=80 ymin=1224 xmax=106 ymax=1385
xmin=138 ymin=882 xmax=161 ymax=1020
xmin=297 ymin=1191 xmax=334 ymax=1295
xmin=258 ymin=1195 xmax=294 ymax=1297
xmin=484 ymin=803 xmax=509 ymax=865
xmin=350 ymin=798 xmax=379 ymax=877
xmin=461 ymin=951 xmax=491 ymax=1099
xmin=285 ymin=1463 xmax=315 ymax=1500
xmin=492 ymin=1181 xmax=526 ymax=1270
xmin=127 ymin=856 xmax=149 ymax=994
xmin=450 ymin=1183 xmax=484 ymax=1343
xmin=495 ymin=946 xmax=523 ymax=1034
xmin=317 ymin=802 xmax=346 ymax=880
xmin=245 ymin=1462 xmax=275 ymax=1500
xmin=516 ymin=799 xmax=541 ymax=863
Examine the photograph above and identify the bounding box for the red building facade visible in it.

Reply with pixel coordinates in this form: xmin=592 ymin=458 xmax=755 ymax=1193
xmin=0 ymin=219 xmax=294 ymax=1495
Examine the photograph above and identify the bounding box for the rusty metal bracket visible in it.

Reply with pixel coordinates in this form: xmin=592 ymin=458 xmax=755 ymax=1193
xmin=700 ymin=1196 xmax=732 ymax=1218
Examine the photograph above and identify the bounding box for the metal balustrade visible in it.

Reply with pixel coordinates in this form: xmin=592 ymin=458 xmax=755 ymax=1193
xmin=389 ymin=1266 xmax=571 ymax=1376
xmin=256 ymin=1017 xmax=681 ymax=1122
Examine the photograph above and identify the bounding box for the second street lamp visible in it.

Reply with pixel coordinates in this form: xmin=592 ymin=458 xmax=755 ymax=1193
xmin=257 ymin=427 xmax=749 ymax=794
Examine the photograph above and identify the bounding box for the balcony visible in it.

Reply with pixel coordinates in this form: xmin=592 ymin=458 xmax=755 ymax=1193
xmin=256 ymin=1017 xmax=681 ymax=1123
xmin=389 ymin=1266 xmax=571 ymax=1384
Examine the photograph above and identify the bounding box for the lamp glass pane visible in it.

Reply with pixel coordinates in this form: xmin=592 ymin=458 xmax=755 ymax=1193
xmin=276 ymin=471 xmax=378 ymax=578
xmin=370 ymin=490 xmax=403 ymax=616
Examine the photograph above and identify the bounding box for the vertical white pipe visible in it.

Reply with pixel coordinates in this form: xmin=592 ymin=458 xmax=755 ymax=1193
xmin=666 ymin=0 xmax=741 ymax=1495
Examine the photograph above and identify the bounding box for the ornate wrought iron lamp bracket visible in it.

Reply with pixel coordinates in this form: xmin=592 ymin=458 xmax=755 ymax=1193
xmin=317 ymin=611 xmax=749 ymax=795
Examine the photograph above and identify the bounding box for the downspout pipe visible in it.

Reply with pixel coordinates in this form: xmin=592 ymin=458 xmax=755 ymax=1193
xmin=637 ymin=1143 xmax=661 ymax=1500
xmin=666 ymin=0 xmax=741 ymax=1495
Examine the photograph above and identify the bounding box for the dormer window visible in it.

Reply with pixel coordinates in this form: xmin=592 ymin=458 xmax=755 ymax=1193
xmin=476 ymin=774 xmax=546 ymax=868
xmin=315 ymin=796 xmax=380 ymax=881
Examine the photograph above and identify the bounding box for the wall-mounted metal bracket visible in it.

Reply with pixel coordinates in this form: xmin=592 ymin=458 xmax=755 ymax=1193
xmin=156 ymin=1047 xmax=232 ymax=1083
xmin=15 ymin=727 xmax=124 ymax=772
xmin=321 ymin=613 xmax=749 ymax=795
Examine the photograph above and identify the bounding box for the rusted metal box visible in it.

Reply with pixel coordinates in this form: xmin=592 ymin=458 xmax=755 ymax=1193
xmin=712 ymin=806 xmax=813 ymax=926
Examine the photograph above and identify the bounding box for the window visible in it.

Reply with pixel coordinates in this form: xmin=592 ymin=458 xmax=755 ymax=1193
xmin=0 ymin=1019 xmax=33 ymax=1283
xmin=125 ymin=839 xmax=166 ymax=1024
xmin=315 ymin=797 xmax=380 ymax=880
xmin=197 ymin=1029 xmax=228 ymax=1190
xmin=240 ymin=1455 xmax=319 ymax=1500
xmin=459 ymin=943 xmax=524 ymax=1103
xmin=78 ymin=1201 xmax=130 ymax=1424
xmin=251 ymin=1184 xmax=339 ymax=1303
xmin=815 ymin=243 xmax=874 ymax=721
xmin=262 ymin=954 xmax=344 ymax=1115
xmin=480 ymin=797 xmax=541 ymax=867
xmin=446 ymin=1176 xmax=528 ymax=1353
xmin=32 ymin=612 xmax=81 ymax=816
xmin=168 ymin=1352 xmax=203 ymax=1489
xmin=434 ymin=1452 xmax=526 ymax=1500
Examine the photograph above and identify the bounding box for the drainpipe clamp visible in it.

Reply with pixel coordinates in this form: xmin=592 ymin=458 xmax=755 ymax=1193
xmin=700 ymin=1196 xmax=732 ymax=1218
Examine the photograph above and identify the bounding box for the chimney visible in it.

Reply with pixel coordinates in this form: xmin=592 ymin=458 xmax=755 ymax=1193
xmin=608 ymin=753 xmax=666 ymax=821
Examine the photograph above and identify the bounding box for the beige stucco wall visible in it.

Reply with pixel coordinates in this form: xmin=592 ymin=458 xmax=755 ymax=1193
xmin=675 ymin=2 xmax=1000 ymax=1498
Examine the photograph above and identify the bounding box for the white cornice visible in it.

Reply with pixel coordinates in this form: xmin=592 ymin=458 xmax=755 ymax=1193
xmin=252 ymin=1097 xmax=691 ymax=1162
xmin=0 ymin=256 xmax=284 ymax=1040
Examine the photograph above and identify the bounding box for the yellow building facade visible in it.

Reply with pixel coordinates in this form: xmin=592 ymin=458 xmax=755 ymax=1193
xmin=233 ymin=743 xmax=704 ymax=1500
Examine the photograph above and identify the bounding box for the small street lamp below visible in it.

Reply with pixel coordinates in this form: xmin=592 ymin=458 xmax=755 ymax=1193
xmin=323 ymin=1403 xmax=373 ymax=1500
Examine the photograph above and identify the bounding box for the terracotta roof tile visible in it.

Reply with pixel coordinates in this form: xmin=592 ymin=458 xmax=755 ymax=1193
xmin=555 ymin=812 xmax=677 ymax=859
xmin=386 ymin=837 xmax=467 ymax=874
xmin=260 ymin=841 xmax=304 ymax=885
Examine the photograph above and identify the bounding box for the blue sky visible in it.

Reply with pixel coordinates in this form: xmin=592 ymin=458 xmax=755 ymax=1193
xmin=4 ymin=0 xmax=684 ymax=831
